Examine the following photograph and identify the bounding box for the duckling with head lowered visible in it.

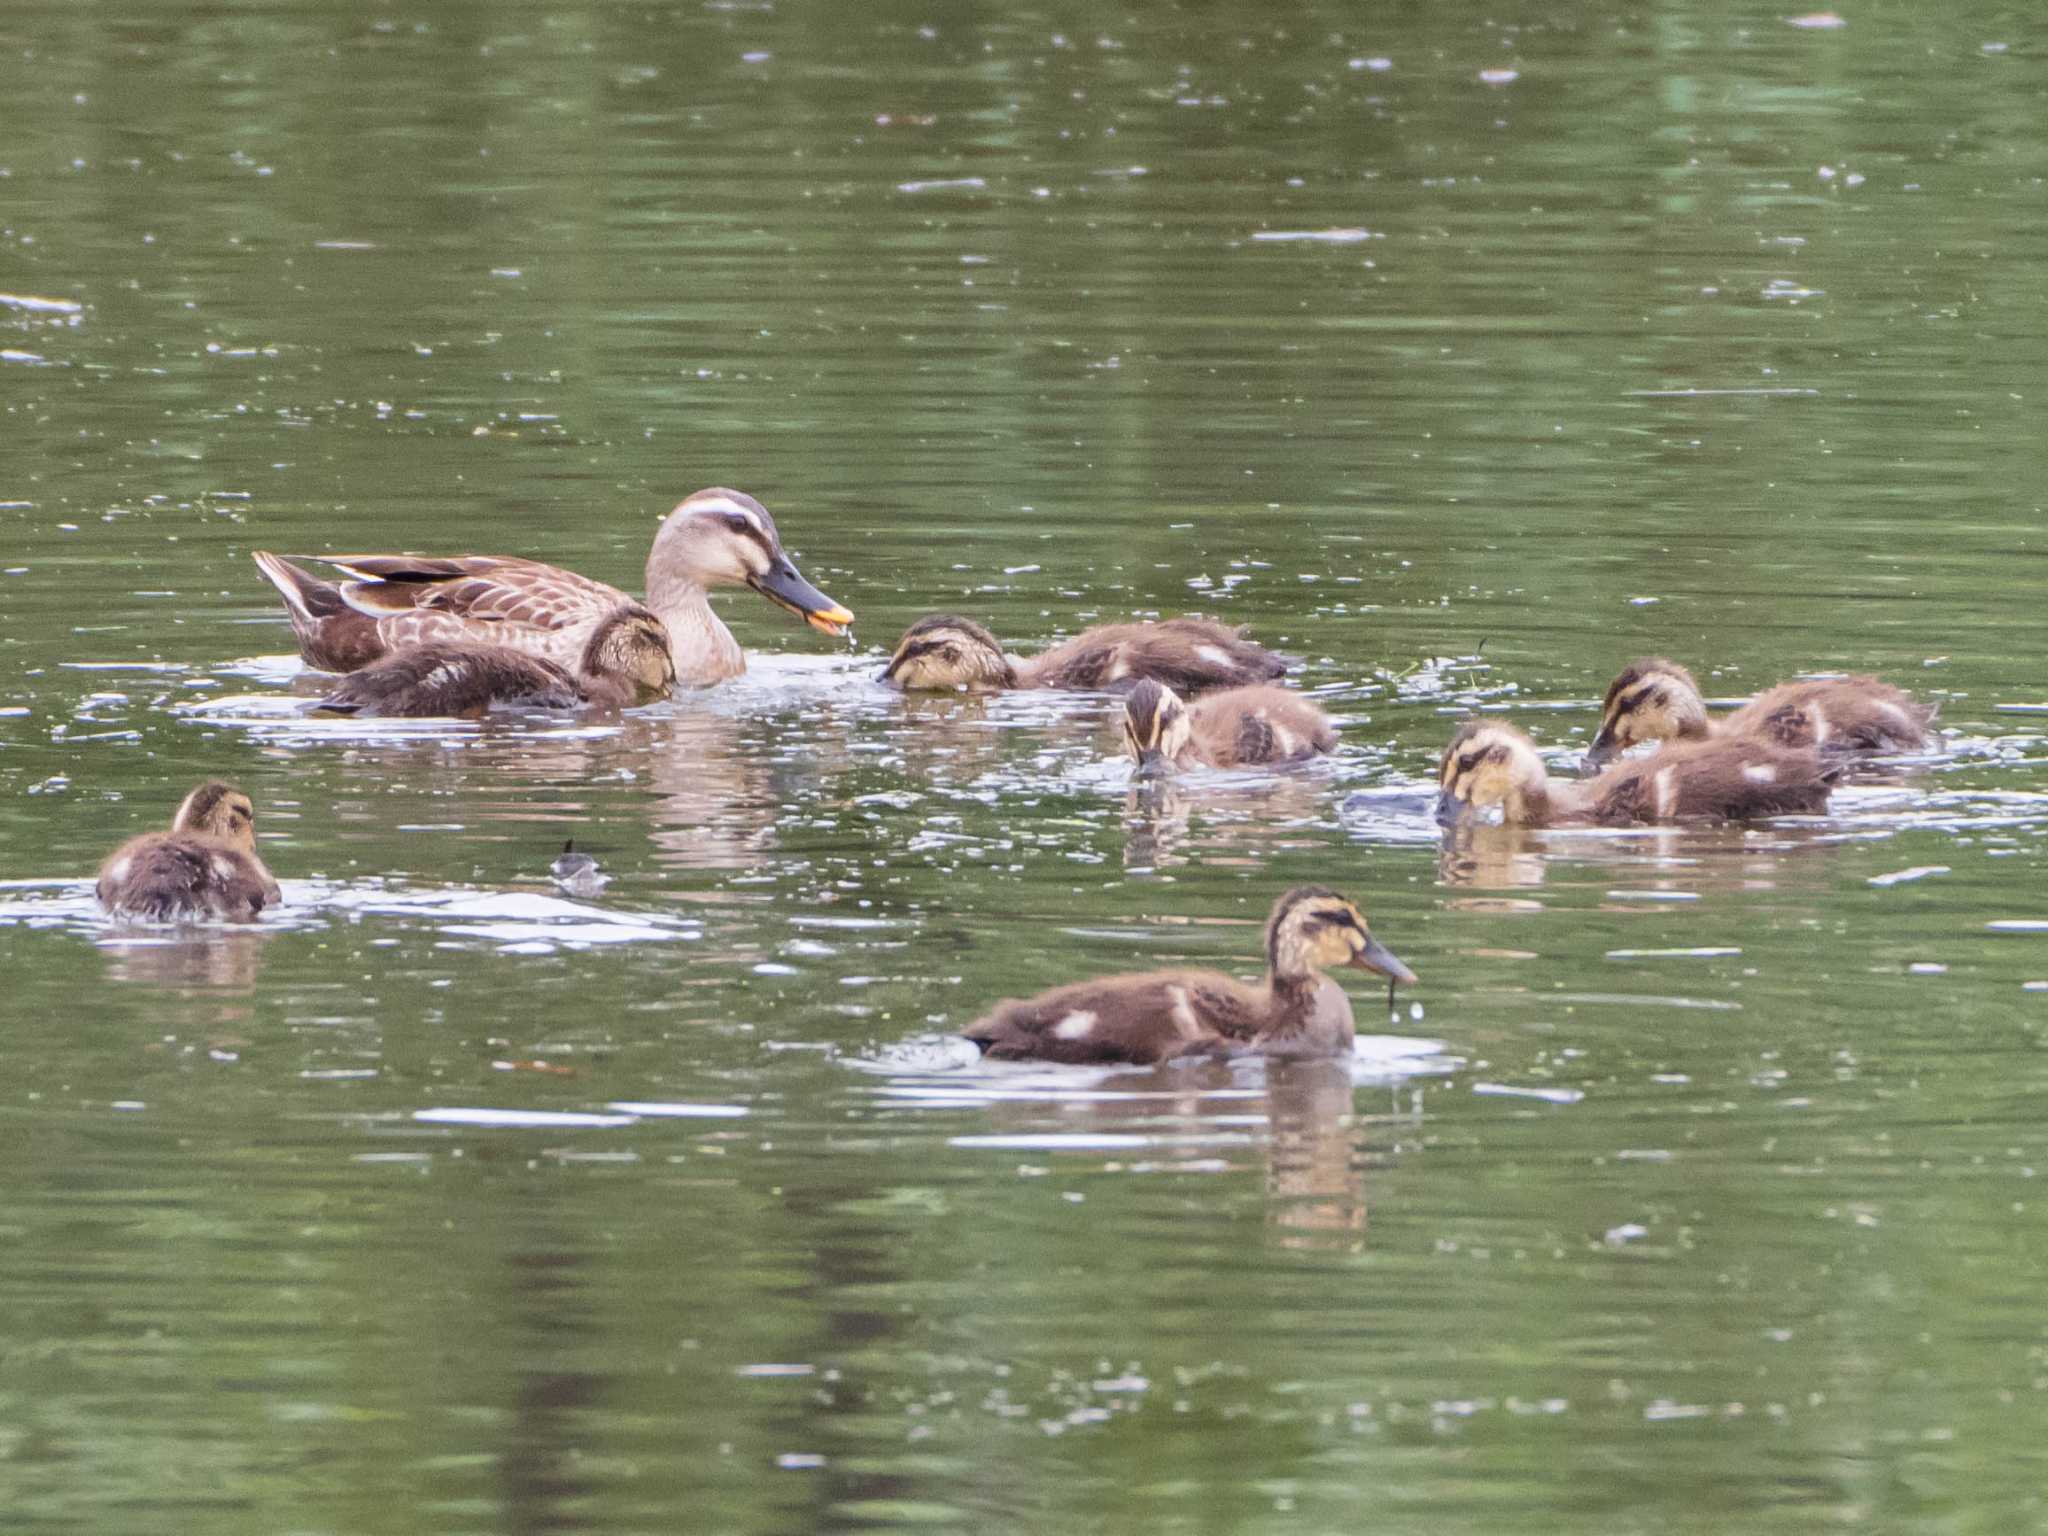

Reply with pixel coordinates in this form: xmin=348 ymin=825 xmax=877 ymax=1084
xmin=253 ymin=488 xmax=853 ymax=686
xmin=1585 ymin=657 xmax=1934 ymax=769
xmin=313 ymin=605 xmax=676 ymax=718
xmin=1123 ymin=679 xmax=1337 ymax=773
xmin=962 ymin=886 xmax=1416 ymax=1065
xmin=883 ymin=614 xmax=1284 ymax=695
xmin=1437 ymin=719 xmax=1838 ymax=828
xmin=98 ymin=781 xmax=282 ymax=922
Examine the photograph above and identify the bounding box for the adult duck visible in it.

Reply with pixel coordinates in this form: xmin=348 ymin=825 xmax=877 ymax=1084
xmin=253 ymin=488 xmax=853 ymax=686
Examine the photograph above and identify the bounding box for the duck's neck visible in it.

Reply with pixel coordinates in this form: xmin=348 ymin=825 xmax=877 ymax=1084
xmin=1256 ymin=972 xmax=1356 ymax=1056
xmin=1506 ymin=775 xmax=1563 ymax=828
xmin=646 ymin=570 xmax=744 ymax=685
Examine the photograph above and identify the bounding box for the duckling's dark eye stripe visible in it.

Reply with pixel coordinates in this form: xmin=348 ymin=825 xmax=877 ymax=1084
xmin=894 ymin=640 xmax=947 ymax=665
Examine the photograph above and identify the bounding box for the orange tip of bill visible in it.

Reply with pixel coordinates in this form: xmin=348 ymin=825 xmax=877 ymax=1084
xmin=806 ymin=604 xmax=855 ymax=636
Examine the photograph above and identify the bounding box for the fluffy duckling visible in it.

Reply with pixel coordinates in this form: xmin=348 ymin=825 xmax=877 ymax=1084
xmin=313 ymin=606 xmax=676 ymax=718
xmin=97 ymin=780 xmax=282 ymax=922
xmin=1585 ymin=657 xmax=1935 ymax=768
xmin=883 ymin=614 xmax=1285 ymax=695
xmin=1123 ymin=679 xmax=1338 ymax=773
xmin=962 ymin=886 xmax=1416 ymax=1065
xmin=1437 ymin=719 xmax=1838 ymax=828
xmin=253 ymin=487 xmax=852 ymax=685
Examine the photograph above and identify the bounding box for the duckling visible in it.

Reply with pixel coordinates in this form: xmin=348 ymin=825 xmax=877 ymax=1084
xmin=312 ymin=605 xmax=676 ymax=718
xmin=961 ymin=886 xmax=1416 ymax=1065
xmin=883 ymin=613 xmax=1285 ymax=695
xmin=1123 ymin=679 xmax=1338 ymax=773
xmin=1585 ymin=656 xmax=1935 ymax=768
xmin=97 ymin=780 xmax=282 ymax=922
xmin=252 ymin=487 xmax=853 ymax=685
xmin=1437 ymin=719 xmax=1837 ymax=828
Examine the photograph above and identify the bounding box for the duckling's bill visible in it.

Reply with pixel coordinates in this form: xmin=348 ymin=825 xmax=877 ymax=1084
xmin=1353 ymin=933 xmax=1418 ymax=987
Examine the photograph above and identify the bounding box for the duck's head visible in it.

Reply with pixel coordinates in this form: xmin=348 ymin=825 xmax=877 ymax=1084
xmin=172 ymin=780 xmax=260 ymax=854
xmin=1266 ymin=885 xmax=1416 ymax=988
xmin=649 ymin=488 xmax=854 ymax=637
xmin=881 ymin=614 xmax=1018 ymax=691
xmin=583 ymin=604 xmax=678 ymax=702
xmin=1436 ymin=719 xmax=1548 ymax=826
xmin=1122 ymin=679 xmax=1191 ymax=775
xmin=1585 ymin=657 xmax=1708 ymax=769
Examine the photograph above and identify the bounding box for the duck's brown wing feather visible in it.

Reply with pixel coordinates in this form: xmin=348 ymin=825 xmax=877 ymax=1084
xmin=1591 ymin=739 xmax=1836 ymax=823
xmin=99 ymin=835 xmax=274 ymax=922
xmin=1724 ymin=678 xmax=1933 ymax=753
xmin=963 ymin=969 xmax=1264 ymax=1064
xmin=1023 ymin=619 xmax=1285 ymax=695
xmin=320 ymin=555 xmax=632 ymax=634
xmin=315 ymin=643 xmax=585 ymax=718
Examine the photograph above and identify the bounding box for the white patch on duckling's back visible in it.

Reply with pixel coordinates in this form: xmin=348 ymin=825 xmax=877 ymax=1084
xmin=212 ymin=853 xmax=240 ymax=882
xmin=1877 ymin=699 xmax=1914 ymax=730
xmin=106 ymin=855 xmax=131 ymax=885
xmin=422 ymin=661 xmax=465 ymax=694
xmin=1197 ymin=644 xmax=1233 ymax=667
xmin=1168 ymin=986 xmax=1201 ymax=1038
xmin=1809 ymin=704 xmax=1830 ymax=746
xmin=1653 ymin=767 xmax=1677 ymax=819
xmin=1743 ymin=763 xmax=1778 ymax=784
xmin=1053 ymin=1011 xmax=1097 ymax=1040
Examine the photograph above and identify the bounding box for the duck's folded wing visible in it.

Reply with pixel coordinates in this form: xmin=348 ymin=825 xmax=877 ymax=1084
xmin=318 ymin=555 xmax=630 ymax=633
xmin=964 ymin=972 xmax=1255 ymax=1064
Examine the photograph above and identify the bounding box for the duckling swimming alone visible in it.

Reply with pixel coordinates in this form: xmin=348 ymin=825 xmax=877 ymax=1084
xmin=1123 ymin=679 xmax=1338 ymax=773
xmin=253 ymin=487 xmax=852 ymax=686
xmin=1437 ymin=719 xmax=1838 ymax=828
xmin=1585 ymin=657 xmax=1935 ymax=768
xmin=313 ymin=605 xmax=676 ymax=718
xmin=962 ymin=886 xmax=1416 ymax=1065
xmin=97 ymin=780 xmax=282 ymax=922
xmin=883 ymin=614 xmax=1285 ymax=695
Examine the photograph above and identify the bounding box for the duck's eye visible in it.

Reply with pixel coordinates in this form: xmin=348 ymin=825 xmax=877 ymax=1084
xmin=723 ymin=513 xmax=750 ymax=533
xmin=943 ymin=646 xmax=960 ymax=662
xmin=1458 ymin=753 xmax=1478 ymax=774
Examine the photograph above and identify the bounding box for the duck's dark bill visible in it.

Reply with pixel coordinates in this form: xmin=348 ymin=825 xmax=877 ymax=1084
xmin=1433 ymin=790 xmax=1468 ymax=827
xmin=749 ymin=556 xmax=854 ymax=637
xmin=1352 ymin=934 xmax=1418 ymax=987
xmin=1581 ymin=734 xmax=1621 ymax=772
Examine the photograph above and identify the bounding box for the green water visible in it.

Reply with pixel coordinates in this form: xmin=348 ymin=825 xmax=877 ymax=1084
xmin=4 ymin=2 xmax=2048 ymax=1531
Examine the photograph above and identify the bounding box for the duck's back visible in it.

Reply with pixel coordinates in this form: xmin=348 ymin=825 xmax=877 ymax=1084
xmin=1023 ymin=618 xmax=1285 ymax=695
xmin=1588 ymin=737 xmax=1836 ymax=824
xmin=98 ymin=834 xmax=277 ymax=922
xmin=1192 ymin=685 xmax=1338 ymax=767
xmin=1724 ymin=676 xmax=1934 ymax=754
xmin=964 ymin=967 xmax=1265 ymax=1064
xmin=315 ymin=642 xmax=585 ymax=718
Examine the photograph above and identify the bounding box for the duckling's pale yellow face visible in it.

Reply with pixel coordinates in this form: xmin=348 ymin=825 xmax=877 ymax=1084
xmin=1586 ymin=663 xmax=1710 ymax=766
xmin=173 ymin=782 xmax=259 ymax=854
xmin=883 ymin=618 xmax=1014 ymax=691
xmin=1436 ymin=724 xmax=1545 ymax=822
xmin=1270 ymin=888 xmax=1418 ymax=985
xmin=1122 ymin=681 xmax=1191 ymax=773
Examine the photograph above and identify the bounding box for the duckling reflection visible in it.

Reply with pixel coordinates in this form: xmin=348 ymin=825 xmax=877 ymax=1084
xmin=100 ymin=928 xmax=271 ymax=993
xmin=1122 ymin=771 xmax=1334 ymax=875
xmin=962 ymin=1057 xmax=1394 ymax=1251
xmin=1264 ymin=1059 xmax=1375 ymax=1249
xmin=1435 ymin=825 xmax=1551 ymax=890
